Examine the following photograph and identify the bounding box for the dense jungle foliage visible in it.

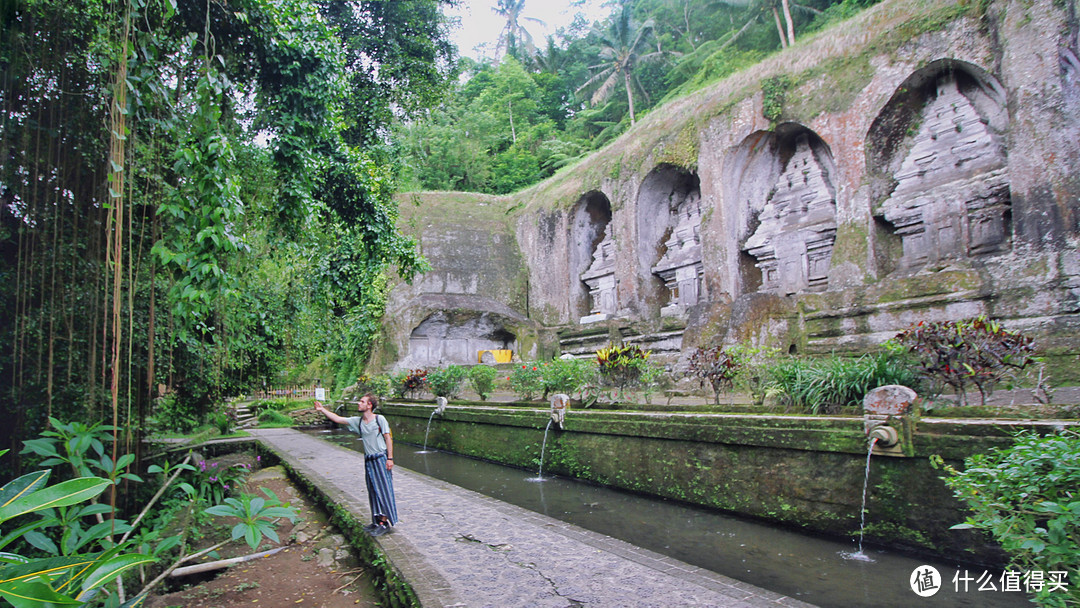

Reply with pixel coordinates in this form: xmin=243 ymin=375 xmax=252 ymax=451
xmin=0 ymin=0 xmax=455 ymax=475
xmin=395 ymin=0 xmax=884 ymax=194
xmin=0 ymin=0 xmax=889 ymax=475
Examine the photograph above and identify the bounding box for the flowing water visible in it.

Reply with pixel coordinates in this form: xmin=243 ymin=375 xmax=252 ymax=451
xmin=319 ymin=431 xmax=1029 ymax=608
xmin=417 ymin=410 xmax=438 ymax=453
xmin=525 ymin=419 xmax=553 ymax=482
xmin=840 ymin=436 xmax=878 ymax=563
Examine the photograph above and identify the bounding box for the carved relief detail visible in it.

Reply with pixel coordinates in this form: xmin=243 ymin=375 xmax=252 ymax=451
xmin=880 ymin=76 xmax=1010 ymax=268
xmin=652 ymin=191 xmax=704 ymax=316
xmin=743 ymin=134 xmax=837 ymax=295
xmin=580 ymin=223 xmax=617 ymax=323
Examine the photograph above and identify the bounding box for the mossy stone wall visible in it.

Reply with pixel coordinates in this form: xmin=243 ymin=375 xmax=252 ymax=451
xmin=384 ymin=403 xmax=1025 ymax=564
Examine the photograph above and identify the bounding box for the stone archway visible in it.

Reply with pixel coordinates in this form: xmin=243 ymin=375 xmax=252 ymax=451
xmin=867 ymin=60 xmax=1011 ymax=273
xmin=636 ymin=164 xmax=702 ymax=318
xmin=733 ymin=124 xmax=838 ymax=296
xmin=571 ymin=191 xmax=615 ymax=323
xmin=408 ymin=311 xmax=517 ymax=367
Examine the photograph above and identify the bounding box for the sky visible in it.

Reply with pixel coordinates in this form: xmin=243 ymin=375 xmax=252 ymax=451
xmin=445 ymin=0 xmax=609 ymax=61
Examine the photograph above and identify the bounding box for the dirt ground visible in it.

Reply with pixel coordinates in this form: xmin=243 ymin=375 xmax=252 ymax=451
xmin=145 ymin=460 xmax=381 ymax=608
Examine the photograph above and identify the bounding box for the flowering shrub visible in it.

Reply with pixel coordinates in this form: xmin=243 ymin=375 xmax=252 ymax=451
xmin=192 ymin=458 xmax=255 ymax=505
xmin=540 ymin=357 xmax=595 ymax=397
xmin=893 ymin=316 xmax=1035 ymax=405
xmin=394 ymin=369 xmax=428 ymax=399
xmin=468 ymin=365 xmax=499 ymax=401
xmin=509 ymin=364 xmax=544 ymax=400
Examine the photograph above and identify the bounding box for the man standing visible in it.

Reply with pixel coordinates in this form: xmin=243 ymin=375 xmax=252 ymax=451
xmin=314 ymin=394 xmax=398 ymax=536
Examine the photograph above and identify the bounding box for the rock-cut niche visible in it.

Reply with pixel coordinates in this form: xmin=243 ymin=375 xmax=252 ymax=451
xmin=867 ymin=61 xmax=1011 ymax=272
xmin=737 ymin=126 xmax=838 ymax=296
xmin=408 ymin=311 xmax=516 ymax=366
xmin=637 ymin=165 xmax=703 ymax=318
xmin=571 ymin=191 xmax=615 ymax=324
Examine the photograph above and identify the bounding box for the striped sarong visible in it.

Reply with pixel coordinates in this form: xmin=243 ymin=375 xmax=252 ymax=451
xmin=364 ymin=453 xmax=398 ymax=526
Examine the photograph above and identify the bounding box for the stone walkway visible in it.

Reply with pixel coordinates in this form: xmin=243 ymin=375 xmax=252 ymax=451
xmin=250 ymin=428 xmax=815 ymax=608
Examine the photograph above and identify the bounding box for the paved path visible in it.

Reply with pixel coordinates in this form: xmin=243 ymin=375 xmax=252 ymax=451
xmin=250 ymin=428 xmax=814 ymax=608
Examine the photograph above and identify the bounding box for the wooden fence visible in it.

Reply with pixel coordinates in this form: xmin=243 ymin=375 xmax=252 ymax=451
xmin=250 ymin=386 xmax=321 ymax=400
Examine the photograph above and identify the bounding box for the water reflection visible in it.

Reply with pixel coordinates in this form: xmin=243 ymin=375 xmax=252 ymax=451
xmin=317 ymin=431 xmax=1027 ymax=608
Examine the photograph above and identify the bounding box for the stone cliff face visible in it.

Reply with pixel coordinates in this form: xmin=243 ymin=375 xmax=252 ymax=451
xmin=379 ymin=0 xmax=1080 ymax=379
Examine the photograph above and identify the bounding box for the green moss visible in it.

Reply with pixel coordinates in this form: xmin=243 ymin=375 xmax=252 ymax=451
xmin=869 ymin=270 xmax=981 ymax=303
xmin=761 ymin=75 xmax=791 ymax=123
xmin=653 ymin=122 xmax=700 ymax=170
xmin=830 ymin=222 xmax=871 ymax=272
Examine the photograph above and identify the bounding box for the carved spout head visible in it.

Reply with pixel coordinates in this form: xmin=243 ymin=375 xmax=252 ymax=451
xmin=435 ymin=396 xmax=447 ymax=415
xmin=550 ymin=393 xmax=569 ymax=428
xmin=867 ymin=424 xmax=899 ymax=447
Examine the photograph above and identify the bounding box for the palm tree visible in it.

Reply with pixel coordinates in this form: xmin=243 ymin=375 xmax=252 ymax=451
xmin=532 ymin=35 xmax=569 ymax=75
xmin=722 ymin=0 xmax=822 ymax=49
xmin=493 ymin=0 xmax=546 ymax=61
xmin=575 ymin=3 xmax=670 ymax=126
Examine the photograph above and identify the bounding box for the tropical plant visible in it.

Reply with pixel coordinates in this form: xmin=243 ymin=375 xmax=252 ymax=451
xmin=637 ymin=360 xmax=668 ymax=404
xmin=767 ymin=353 xmax=923 ymax=414
xmin=576 ymin=3 xmax=671 ymax=125
xmin=509 ymin=364 xmax=545 ymax=401
xmin=728 ymin=342 xmax=782 ymax=405
xmin=596 ymin=344 xmax=652 ymax=400
xmin=0 ymin=456 xmax=152 ymax=607
xmin=935 ymin=431 xmax=1080 ymax=608
xmin=687 ymin=345 xmax=742 ymax=405
xmin=467 ymin=365 xmax=500 ymax=401
xmin=715 ymin=0 xmax=822 ymax=50
xmin=540 ymin=358 xmax=596 ymax=399
xmin=892 ymin=316 xmax=1036 ymax=406
xmin=493 ymin=0 xmax=546 ymax=60
xmin=204 ymin=488 xmax=298 ymax=551
xmin=356 ymin=374 xmax=394 ymax=401
xmin=4 ymin=424 xmax=284 ymax=606
xmin=0 ymin=0 xmax=451 ymax=468
xmin=211 ymin=410 xmax=237 ymax=436
xmin=190 ymin=459 xmax=253 ymax=507
xmin=426 ymin=365 xmax=469 ymax=399
xmin=397 ymin=369 xmax=429 ymax=399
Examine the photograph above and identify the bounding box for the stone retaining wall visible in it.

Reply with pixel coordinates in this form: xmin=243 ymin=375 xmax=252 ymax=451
xmin=383 ymin=403 xmax=1075 ymax=564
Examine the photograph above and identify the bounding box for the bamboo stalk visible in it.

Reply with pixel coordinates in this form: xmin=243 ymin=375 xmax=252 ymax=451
xmin=168 ymin=547 xmax=287 ymax=578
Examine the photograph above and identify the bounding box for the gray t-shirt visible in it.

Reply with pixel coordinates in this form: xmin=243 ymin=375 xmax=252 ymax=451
xmin=346 ymin=415 xmax=389 ymax=456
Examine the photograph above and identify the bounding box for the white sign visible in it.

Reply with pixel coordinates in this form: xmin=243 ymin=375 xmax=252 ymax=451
xmin=315 ymin=388 xmax=326 ymax=400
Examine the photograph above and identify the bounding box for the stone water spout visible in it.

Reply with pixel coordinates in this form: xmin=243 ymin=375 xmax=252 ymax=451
xmin=435 ymin=396 xmax=447 ymax=415
xmin=862 ymin=385 xmax=917 ymax=457
xmin=550 ymin=393 xmax=569 ymax=429
xmin=867 ymin=424 xmax=899 ymax=448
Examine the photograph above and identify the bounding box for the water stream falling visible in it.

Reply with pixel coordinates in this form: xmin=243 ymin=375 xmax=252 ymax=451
xmin=416 ymin=410 xmax=438 ymax=454
xmin=842 ymin=436 xmax=879 ymax=562
xmin=526 ymin=419 xmax=553 ymax=482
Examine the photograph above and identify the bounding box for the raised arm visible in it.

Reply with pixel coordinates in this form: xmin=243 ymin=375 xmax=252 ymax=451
xmin=314 ymin=401 xmax=348 ymax=425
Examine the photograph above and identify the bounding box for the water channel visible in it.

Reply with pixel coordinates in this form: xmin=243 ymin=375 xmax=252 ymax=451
xmin=316 ymin=429 xmax=1028 ymax=608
